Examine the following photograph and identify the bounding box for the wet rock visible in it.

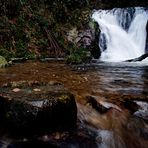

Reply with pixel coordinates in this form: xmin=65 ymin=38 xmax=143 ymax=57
xmin=123 ymin=99 xmax=148 ymax=122
xmin=123 ymin=99 xmax=139 ymax=113
xmin=99 ymin=101 xmax=122 ymax=112
xmin=86 ymin=96 xmax=122 ymax=114
xmin=133 ymin=101 xmax=148 ymax=123
xmin=67 ymin=21 xmax=101 ymax=59
xmin=60 ymin=126 xmax=98 ymax=148
xmin=86 ymin=96 xmax=111 ymax=113
xmin=76 ymin=27 xmax=95 ymax=48
xmin=0 ymin=81 xmax=77 ymax=136
xmin=67 ymin=28 xmax=79 ymax=44
xmin=5 ymin=125 xmax=98 ymax=148
xmin=66 ymin=10 xmax=95 ymax=48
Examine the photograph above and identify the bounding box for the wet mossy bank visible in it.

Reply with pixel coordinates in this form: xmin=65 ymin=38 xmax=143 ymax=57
xmin=0 ymin=0 xmax=148 ymax=64
xmin=0 ymin=0 xmax=97 ymax=63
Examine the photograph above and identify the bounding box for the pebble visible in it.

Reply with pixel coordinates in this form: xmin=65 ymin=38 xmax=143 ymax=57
xmin=33 ymin=88 xmax=41 ymax=92
xmin=12 ymin=88 xmax=21 ymax=92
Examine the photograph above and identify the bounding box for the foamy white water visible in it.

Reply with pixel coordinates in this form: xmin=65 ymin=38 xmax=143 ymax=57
xmin=92 ymin=7 xmax=148 ymax=62
xmin=97 ymin=130 xmax=126 ymax=148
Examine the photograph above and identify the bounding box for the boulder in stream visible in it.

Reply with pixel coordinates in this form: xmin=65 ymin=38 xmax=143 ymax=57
xmin=0 ymin=81 xmax=77 ymax=136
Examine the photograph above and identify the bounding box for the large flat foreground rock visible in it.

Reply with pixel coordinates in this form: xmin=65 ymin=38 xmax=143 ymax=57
xmin=0 ymin=81 xmax=77 ymax=136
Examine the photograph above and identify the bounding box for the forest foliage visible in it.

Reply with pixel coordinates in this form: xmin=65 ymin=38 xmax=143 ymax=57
xmin=0 ymin=0 xmax=147 ymax=62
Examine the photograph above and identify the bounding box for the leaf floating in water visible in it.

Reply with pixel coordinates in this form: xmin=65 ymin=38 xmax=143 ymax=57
xmin=12 ymin=88 xmax=21 ymax=92
xmin=33 ymin=88 xmax=41 ymax=92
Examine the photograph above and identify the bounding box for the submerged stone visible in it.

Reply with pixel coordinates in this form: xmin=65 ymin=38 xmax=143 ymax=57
xmin=86 ymin=96 xmax=121 ymax=114
xmin=0 ymin=81 xmax=77 ymax=136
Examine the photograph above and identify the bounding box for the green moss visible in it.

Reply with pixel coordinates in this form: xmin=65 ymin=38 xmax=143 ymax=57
xmin=59 ymin=94 xmax=70 ymax=104
xmin=0 ymin=56 xmax=8 ymax=67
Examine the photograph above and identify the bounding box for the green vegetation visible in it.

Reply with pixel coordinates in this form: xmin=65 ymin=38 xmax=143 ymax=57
xmin=0 ymin=0 xmax=105 ymax=63
xmin=0 ymin=0 xmax=68 ymax=60
xmin=0 ymin=0 xmax=146 ymax=63
xmin=66 ymin=46 xmax=91 ymax=64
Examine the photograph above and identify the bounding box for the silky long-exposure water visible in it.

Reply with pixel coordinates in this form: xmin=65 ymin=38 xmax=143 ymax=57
xmin=0 ymin=61 xmax=148 ymax=148
xmin=92 ymin=7 xmax=148 ymax=62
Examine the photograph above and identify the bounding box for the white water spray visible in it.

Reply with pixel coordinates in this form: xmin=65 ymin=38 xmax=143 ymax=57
xmin=92 ymin=7 xmax=148 ymax=62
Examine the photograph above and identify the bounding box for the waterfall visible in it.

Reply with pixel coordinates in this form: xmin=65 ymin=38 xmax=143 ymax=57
xmin=92 ymin=7 xmax=148 ymax=62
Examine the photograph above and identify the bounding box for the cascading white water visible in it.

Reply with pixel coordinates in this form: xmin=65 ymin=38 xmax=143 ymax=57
xmin=92 ymin=7 xmax=148 ymax=62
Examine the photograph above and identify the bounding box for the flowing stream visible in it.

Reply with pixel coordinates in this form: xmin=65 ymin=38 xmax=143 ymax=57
xmin=92 ymin=7 xmax=148 ymax=62
xmin=0 ymin=61 xmax=148 ymax=148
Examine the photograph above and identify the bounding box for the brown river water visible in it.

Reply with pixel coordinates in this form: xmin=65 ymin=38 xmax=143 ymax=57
xmin=0 ymin=60 xmax=148 ymax=148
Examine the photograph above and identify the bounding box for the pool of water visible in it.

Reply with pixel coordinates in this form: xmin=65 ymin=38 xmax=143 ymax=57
xmin=0 ymin=61 xmax=148 ymax=148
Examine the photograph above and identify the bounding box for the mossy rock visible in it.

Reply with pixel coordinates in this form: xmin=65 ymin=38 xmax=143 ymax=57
xmin=0 ymin=81 xmax=77 ymax=136
xmin=0 ymin=56 xmax=8 ymax=67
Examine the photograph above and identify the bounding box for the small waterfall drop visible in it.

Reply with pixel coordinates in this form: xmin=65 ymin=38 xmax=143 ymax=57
xmin=92 ymin=7 xmax=148 ymax=62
